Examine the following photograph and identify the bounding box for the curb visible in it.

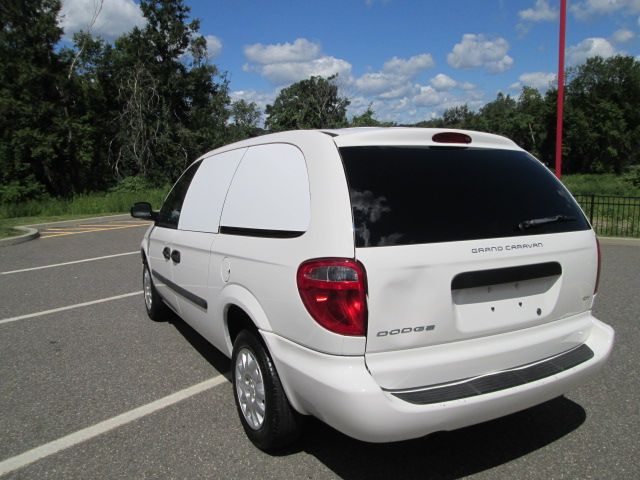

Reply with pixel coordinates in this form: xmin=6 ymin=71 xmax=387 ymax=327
xmin=0 ymin=226 xmax=40 ymax=247
xmin=598 ymin=236 xmax=640 ymax=247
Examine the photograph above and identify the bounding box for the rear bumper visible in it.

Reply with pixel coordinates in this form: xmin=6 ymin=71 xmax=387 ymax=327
xmin=262 ymin=315 xmax=614 ymax=443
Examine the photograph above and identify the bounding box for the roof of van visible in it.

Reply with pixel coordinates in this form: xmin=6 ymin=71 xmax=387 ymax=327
xmin=204 ymin=127 xmax=522 ymax=161
xmin=321 ymin=127 xmax=521 ymax=150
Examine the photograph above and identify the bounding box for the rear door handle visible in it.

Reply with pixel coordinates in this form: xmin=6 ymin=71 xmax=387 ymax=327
xmin=162 ymin=247 xmax=171 ymax=260
xmin=171 ymin=250 xmax=181 ymax=264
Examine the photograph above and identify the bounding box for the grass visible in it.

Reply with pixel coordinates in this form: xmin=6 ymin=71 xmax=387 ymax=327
xmin=573 ymin=195 xmax=640 ymax=238
xmin=0 ymin=187 xmax=167 ymax=239
xmin=561 ymin=173 xmax=640 ymax=197
xmin=561 ymin=175 xmax=640 ymax=238
xmin=0 ymin=187 xmax=168 ymax=219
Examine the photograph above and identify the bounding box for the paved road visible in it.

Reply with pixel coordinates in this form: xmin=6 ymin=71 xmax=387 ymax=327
xmin=0 ymin=217 xmax=638 ymax=479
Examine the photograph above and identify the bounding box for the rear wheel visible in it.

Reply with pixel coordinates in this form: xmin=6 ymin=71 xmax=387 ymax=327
xmin=143 ymin=263 xmax=168 ymax=321
xmin=232 ymin=330 xmax=303 ymax=451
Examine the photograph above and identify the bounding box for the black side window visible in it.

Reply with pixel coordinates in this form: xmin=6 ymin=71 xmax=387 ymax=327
xmin=156 ymin=161 xmax=201 ymax=229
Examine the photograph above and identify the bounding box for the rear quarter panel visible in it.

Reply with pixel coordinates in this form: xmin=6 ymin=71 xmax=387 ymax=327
xmin=209 ymin=132 xmax=363 ymax=356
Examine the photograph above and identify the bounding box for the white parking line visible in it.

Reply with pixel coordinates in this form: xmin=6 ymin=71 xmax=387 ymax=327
xmin=0 ymin=375 xmax=228 ymax=476
xmin=1 ymin=251 xmax=139 ymax=275
xmin=0 ymin=291 xmax=143 ymax=326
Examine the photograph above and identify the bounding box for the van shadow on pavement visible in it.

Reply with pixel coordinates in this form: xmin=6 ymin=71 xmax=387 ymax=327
xmin=299 ymin=396 xmax=585 ymax=480
xmin=167 ymin=313 xmax=231 ymax=378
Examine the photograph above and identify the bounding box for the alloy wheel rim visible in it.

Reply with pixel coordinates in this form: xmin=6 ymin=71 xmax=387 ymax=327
xmin=143 ymin=268 xmax=153 ymax=311
xmin=235 ymin=347 xmax=266 ymax=430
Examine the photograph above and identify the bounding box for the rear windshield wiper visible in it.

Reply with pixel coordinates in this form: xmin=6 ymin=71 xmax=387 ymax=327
xmin=518 ymin=215 xmax=576 ymax=231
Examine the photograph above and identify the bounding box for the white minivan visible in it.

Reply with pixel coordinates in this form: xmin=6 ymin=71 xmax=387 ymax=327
xmin=131 ymin=128 xmax=614 ymax=451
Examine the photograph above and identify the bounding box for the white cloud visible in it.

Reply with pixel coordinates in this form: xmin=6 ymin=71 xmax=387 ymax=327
xmin=242 ymin=40 xmax=485 ymax=124
xmin=243 ymin=38 xmax=352 ymax=85
xmin=241 ymin=41 xmax=485 ymax=125
xmin=519 ymin=0 xmax=559 ymax=21
xmin=378 ymin=84 xmax=417 ymax=99
xmin=571 ymin=0 xmax=640 ymax=19
xmin=205 ymin=35 xmax=222 ymax=59
xmin=413 ymin=86 xmax=442 ymax=106
xmin=347 ymin=56 xmax=484 ymax=123
xmin=348 ymin=95 xmax=373 ymax=114
xmin=260 ymin=57 xmax=352 ymax=85
xmin=354 ymin=73 xmax=399 ymax=95
xmin=59 ymin=0 xmax=145 ymax=41
xmin=353 ymin=53 xmax=433 ymax=97
xmin=518 ymin=71 xmax=557 ymax=89
xmin=430 ymin=73 xmax=457 ymax=91
xmin=231 ymin=89 xmax=276 ymax=111
xmin=244 ymin=38 xmax=321 ymax=64
xmin=567 ymin=37 xmax=616 ymax=65
xmin=348 ymin=84 xmax=486 ymax=125
xmin=382 ymin=54 xmax=434 ymax=76
xmin=447 ymin=34 xmax=514 ymax=73
xmin=612 ymin=28 xmax=634 ymax=43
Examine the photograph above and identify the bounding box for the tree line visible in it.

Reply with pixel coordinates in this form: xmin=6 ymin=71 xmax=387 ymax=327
xmin=417 ymin=55 xmax=640 ymax=178
xmin=1 ymin=0 xmax=639 ymax=204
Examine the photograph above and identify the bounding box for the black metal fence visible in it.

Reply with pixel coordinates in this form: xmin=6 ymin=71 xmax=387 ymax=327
xmin=574 ymin=194 xmax=640 ymax=238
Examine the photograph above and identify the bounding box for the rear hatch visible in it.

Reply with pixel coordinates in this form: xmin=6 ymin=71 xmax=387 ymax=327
xmin=339 ymin=144 xmax=597 ymax=386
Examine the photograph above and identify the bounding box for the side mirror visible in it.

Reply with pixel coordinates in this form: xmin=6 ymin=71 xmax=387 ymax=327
xmin=131 ymin=202 xmax=156 ymax=221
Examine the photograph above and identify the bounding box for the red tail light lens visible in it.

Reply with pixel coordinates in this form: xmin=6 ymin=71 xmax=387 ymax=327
xmin=594 ymin=237 xmax=601 ymax=294
xmin=432 ymin=132 xmax=472 ymax=144
xmin=297 ymin=258 xmax=368 ymax=336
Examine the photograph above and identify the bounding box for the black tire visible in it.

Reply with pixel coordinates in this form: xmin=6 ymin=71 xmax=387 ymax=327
xmin=142 ymin=263 xmax=169 ymax=321
xmin=232 ymin=330 xmax=303 ymax=451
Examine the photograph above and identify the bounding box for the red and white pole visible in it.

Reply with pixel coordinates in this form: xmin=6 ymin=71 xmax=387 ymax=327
xmin=555 ymin=0 xmax=567 ymax=179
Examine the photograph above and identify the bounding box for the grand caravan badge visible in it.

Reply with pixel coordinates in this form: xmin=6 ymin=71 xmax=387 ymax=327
xmin=471 ymin=242 xmax=543 ymax=254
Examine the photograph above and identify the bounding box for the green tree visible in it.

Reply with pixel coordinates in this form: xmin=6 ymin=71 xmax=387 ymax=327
xmin=512 ymin=87 xmax=548 ymax=158
xmin=265 ymin=75 xmax=350 ymax=131
xmin=350 ymin=105 xmax=392 ymax=127
xmin=228 ymin=99 xmax=262 ymax=141
xmin=108 ymin=0 xmax=229 ymax=183
xmin=57 ymin=32 xmax=117 ymax=192
xmin=475 ymin=93 xmax=518 ymax=137
xmin=564 ymin=55 xmax=640 ymax=174
xmin=441 ymin=104 xmax=478 ymax=129
xmin=0 ymin=0 xmax=66 ymax=201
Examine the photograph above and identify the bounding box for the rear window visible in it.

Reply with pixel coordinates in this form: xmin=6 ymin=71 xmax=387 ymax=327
xmin=339 ymin=146 xmax=590 ymax=247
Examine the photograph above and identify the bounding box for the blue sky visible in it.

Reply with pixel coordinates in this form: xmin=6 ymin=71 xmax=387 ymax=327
xmin=59 ymin=0 xmax=640 ymax=123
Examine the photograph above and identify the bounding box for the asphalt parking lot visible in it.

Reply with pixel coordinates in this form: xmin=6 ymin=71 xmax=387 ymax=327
xmin=0 ymin=216 xmax=638 ymax=479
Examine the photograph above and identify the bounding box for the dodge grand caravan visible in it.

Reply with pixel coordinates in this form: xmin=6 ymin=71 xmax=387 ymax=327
xmin=131 ymin=128 xmax=614 ymax=451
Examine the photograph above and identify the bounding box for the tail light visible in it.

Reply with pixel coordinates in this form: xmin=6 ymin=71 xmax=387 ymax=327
xmin=296 ymin=258 xmax=368 ymax=336
xmin=594 ymin=237 xmax=601 ymax=294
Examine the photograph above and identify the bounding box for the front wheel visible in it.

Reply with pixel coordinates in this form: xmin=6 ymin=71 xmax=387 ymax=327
xmin=143 ymin=263 xmax=168 ymax=321
xmin=232 ymin=330 xmax=303 ymax=451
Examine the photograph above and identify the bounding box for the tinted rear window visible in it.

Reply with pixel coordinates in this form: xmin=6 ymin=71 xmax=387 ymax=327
xmin=339 ymin=146 xmax=590 ymax=247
